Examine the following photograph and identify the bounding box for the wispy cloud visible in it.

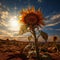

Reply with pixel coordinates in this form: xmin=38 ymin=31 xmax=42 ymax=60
xmin=45 ymin=28 xmax=60 ymax=31
xmin=0 ymin=30 xmax=13 ymax=37
xmin=45 ymin=14 xmax=60 ymax=27
xmin=0 ymin=20 xmax=8 ymax=27
xmin=0 ymin=5 xmax=19 ymax=37
xmin=50 ymin=14 xmax=60 ymax=20
xmin=38 ymin=0 xmax=42 ymax=2
xmin=46 ymin=22 xmax=60 ymax=27
xmin=1 ymin=11 xmax=9 ymax=20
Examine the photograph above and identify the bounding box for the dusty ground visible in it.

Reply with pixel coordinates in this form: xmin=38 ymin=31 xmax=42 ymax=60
xmin=0 ymin=39 xmax=60 ymax=60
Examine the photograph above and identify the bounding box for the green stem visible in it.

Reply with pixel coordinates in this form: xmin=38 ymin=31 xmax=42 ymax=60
xmin=32 ymin=29 xmax=41 ymax=60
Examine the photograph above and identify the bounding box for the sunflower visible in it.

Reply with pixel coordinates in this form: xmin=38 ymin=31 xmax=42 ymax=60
xmin=19 ymin=7 xmax=45 ymax=29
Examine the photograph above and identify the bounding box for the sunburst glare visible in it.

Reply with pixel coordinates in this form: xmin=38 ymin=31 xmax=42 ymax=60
xmin=8 ymin=16 xmax=20 ymax=32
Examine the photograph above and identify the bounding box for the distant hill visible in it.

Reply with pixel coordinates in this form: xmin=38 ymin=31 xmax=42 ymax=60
xmin=0 ymin=35 xmax=60 ymax=42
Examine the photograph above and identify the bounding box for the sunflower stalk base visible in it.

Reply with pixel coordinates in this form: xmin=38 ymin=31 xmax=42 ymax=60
xmin=33 ymin=29 xmax=41 ymax=60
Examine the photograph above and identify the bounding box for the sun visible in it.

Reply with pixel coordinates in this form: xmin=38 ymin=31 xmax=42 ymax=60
xmin=9 ymin=16 xmax=21 ymax=32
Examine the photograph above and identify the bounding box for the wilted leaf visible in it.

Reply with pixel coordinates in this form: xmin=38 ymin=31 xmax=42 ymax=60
xmin=40 ymin=31 xmax=48 ymax=41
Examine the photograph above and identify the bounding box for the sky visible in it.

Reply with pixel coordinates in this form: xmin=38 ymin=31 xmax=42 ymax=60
xmin=0 ymin=0 xmax=60 ymax=39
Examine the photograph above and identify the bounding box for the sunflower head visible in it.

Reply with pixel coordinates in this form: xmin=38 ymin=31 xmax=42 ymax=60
xmin=19 ymin=7 xmax=45 ymax=29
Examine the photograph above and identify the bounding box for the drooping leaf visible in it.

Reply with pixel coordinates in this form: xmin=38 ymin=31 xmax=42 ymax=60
xmin=40 ymin=31 xmax=48 ymax=41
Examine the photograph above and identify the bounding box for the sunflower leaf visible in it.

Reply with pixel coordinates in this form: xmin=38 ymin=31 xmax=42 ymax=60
xmin=40 ymin=31 xmax=48 ymax=41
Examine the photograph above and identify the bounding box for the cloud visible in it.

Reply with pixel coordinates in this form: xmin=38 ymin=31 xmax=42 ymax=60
xmin=55 ymin=29 xmax=60 ymax=31
xmin=0 ymin=30 xmax=13 ymax=37
xmin=0 ymin=20 xmax=8 ymax=27
xmin=45 ymin=28 xmax=54 ymax=30
xmin=50 ymin=14 xmax=60 ymax=20
xmin=1 ymin=11 xmax=9 ymax=20
xmin=45 ymin=14 xmax=60 ymax=27
xmin=0 ymin=5 xmax=18 ymax=37
xmin=45 ymin=28 xmax=60 ymax=31
xmin=46 ymin=22 xmax=60 ymax=27
xmin=22 ymin=32 xmax=32 ymax=37
xmin=14 ymin=6 xmax=17 ymax=10
xmin=38 ymin=0 xmax=42 ymax=2
xmin=0 ymin=4 xmax=20 ymax=37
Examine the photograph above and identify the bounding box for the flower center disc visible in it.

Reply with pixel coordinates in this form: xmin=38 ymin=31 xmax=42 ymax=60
xmin=24 ymin=13 xmax=39 ymax=25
